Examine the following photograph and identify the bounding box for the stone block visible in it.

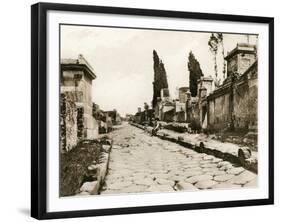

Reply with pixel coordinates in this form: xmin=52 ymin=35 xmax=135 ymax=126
xmin=80 ymin=181 xmax=99 ymax=195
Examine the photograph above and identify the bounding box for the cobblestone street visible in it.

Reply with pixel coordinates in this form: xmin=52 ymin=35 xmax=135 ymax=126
xmin=100 ymin=123 xmax=257 ymax=195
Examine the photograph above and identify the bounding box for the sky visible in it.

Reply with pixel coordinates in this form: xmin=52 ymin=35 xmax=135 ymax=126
xmin=61 ymin=25 xmax=257 ymax=116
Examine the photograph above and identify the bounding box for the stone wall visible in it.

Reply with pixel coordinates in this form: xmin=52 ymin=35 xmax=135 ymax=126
xmin=60 ymin=92 xmax=78 ymax=152
xmin=233 ymin=67 xmax=258 ymax=130
xmin=207 ymin=89 xmax=230 ymax=131
xmin=207 ymin=63 xmax=257 ymax=132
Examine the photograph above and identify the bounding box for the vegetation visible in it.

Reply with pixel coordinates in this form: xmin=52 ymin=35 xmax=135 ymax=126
xmin=208 ymin=33 xmax=226 ymax=86
xmin=188 ymin=51 xmax=204 ymax=97
xmin=60 ymin=138 xmax=109 ymax=196
xmin=152 ymin=50 xmax=169 ymax=108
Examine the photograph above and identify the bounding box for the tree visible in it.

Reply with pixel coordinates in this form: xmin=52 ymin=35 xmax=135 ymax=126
xmin=215 ymin=33 xmax=226 ymax=80
xmin=188 ymin=51 xmax=203 ymax=97
xmin=152 ymin=50 xmax=169 ymax=108
xmin=208 ymin=34 xmax=219 ymax=87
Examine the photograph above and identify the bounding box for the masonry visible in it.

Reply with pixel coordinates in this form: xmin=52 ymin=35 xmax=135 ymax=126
xmin=206 ymin=44 xmax=257 ymax=132
xmin=142 ymin=43 xmax=258 ymax=137
xmin=60 ymin=54 xmax=99 ymax=152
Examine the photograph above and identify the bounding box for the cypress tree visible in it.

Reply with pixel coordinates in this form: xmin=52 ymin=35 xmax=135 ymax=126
xmin=152 ymin=50 xmax=169 ymax=108
xmin=188 ymin=51 xmax=204 ymax=97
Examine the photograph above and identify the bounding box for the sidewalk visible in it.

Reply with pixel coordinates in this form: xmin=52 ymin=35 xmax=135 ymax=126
xmin=130 ymin=123 xmax=257 ymax=173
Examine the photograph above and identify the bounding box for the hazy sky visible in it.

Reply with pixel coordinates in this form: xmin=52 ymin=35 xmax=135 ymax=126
xmin=61 ymin=25 xmax=257 ymax=116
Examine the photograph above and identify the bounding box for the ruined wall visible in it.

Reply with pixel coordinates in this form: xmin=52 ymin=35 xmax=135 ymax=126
xmin=207 ymin=91 xmax=230 ymax=131
xmin=60 ymin=92 xmax=78 ymax=152
xmin=207 ymin=65 xmax=257 ymax=132
xmin=233 ymin=72 xmax=258 ymax=130
xmin=188 ymin=103 xmax=201 ymax=130
xmin=80 ymin=74 xmax=99 ymax=139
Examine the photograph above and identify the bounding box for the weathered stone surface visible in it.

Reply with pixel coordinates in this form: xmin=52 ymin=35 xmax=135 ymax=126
xmin=229 ymin=171 xmax=257 ymax=185
xmin=146 ymin=185 xmax=174 ymax=192
xmin=102 ymin=145 xmax=111 ymax=152
xmin=185 ymin=175 xmax=213 ymax=184
xmin=88 ymin=164 xmax=98 ymax=171
xmin=99 ymin=124 xmax=253 ymax=195
xmin=226 ymin=167 xmax=245 ymax=175
xmin=108 ymin=181 xmax=133 ymax=190
xmin=155 ymin=178 xmax=175 ymax=186
xmin=60 ymin=93 xmax=78 ymax=152
xmin=212 ymin=182 xmax=242 ymax=189
xmin=204 ymin=170 xmax=226 ymax=176
xmin=176 ymin=182 xmax=198 ymax=191
xmin=212 ymin=157 xmax=223 ymax=163
xmin=151 ymin=173 xmax=170 ymax=179
xmin=201 ymin=163 xmax=219 ymax=168
xmin=203 ymin=155 xmax=214 ymax=160
xmin=217 ymin=161 xmax=232 ymax=167
xmin=184 ymin=170 xmax=203 ymax=178
xmin=80 ymin=181 xmax=99 ymax=194
xmin=195 ymin=180 xmax=218 ymax=189
xmin=76 ymin=191 xmax=90 ymax=196
xmin=243 ymin=178 xmax=258 ymax=187
xmin=134 ymin=178 xmax=154 ymax=186
xmin=214 ymin=174 xmax=235 ymax=182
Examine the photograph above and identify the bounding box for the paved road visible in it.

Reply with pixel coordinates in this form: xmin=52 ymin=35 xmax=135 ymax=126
xmin=100 ymin=123 xmax=257 ymax=195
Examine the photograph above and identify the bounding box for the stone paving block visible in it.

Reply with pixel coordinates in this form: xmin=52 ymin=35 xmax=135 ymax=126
xmin=107 ymin=181 xmax=133 ymax=190
xmin=80 ymin=181 xmax=99 ymax=195
xmin=212 ymin=182 xmax=242 ymax=189
xmin=100 ymin=124 xmax=253 ymax=195
xmin=204 ymin=170 xmax=226 ymax=176
xmin=134 ymin=178 xmax=154 ymax=186
xmin=201 ymin=163 xmax=219 ymax=168
xmin=203 ymin=155 xmax=214 ymax=160
xmin=76 ymin=191 xmax=90 ymax=196
xmin=214 ymin=174 xmax=235 ymax=182
xmin=155 ymin=178 xmax=175 ymax=186
xmin=185 ymin=175 xmax=213 ymax=184
xmin=226 ymin=167 xmax=245 ymax=175
xmin=195 ymin=180 xmax=218 ymax=189
xmin=228 ymin=170 xmax=257 ymax=185
xmin=146 ymin=184 xmax=174 ymax=192
xmin=212 ymin=157 xmax=223 ymax=163
xmin=176 ymin=181 xmax=198 ymax=191
xmin=243 ymin=177 xmax=258 ymax=187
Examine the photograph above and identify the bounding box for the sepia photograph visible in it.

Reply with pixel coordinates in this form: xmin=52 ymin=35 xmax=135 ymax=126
xmin=59 ymin=24 xmax=259 ymax=197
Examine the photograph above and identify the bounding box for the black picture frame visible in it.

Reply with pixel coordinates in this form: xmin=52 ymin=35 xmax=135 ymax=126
xmin=31 ymin=2 xmax=274 ymax=220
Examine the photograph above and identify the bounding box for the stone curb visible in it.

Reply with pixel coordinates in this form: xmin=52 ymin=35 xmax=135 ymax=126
xmin=130 ymin=123 xmax=257 ymax=174
xmin=77 ymin=139 xmax=113 ymax=196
